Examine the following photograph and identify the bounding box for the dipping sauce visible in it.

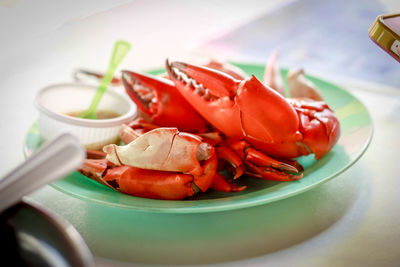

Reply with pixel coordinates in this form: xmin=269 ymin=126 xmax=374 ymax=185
xmin=65 ymin=110 xmax=120 ymax=119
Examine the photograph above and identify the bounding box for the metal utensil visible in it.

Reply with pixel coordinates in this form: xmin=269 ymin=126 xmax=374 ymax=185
xmin=0 ymin=133 xmax=85 ymax=213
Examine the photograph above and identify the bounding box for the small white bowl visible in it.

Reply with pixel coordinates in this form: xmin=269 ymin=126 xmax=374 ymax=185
xmin=35 ymin=83 xmax=137 ymax=150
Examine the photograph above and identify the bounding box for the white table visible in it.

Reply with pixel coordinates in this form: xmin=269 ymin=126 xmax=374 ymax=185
xmin=1 ymin=1 xmax=400 ymax=266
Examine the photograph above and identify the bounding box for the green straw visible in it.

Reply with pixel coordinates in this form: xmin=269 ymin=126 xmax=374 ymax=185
xmin=80 ymin=40 xmax=131 ymax=119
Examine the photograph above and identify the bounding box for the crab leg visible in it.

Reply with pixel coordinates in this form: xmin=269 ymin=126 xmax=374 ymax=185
xmin=263 ymin=51 xmax=285 ymax=96
xmin=287 ymin=69 xmax=323 ymax=101
xmin=211 ymin=173 xmax=246 ymax=192
xmin=228 ymin=140 xmax=303 ymax=181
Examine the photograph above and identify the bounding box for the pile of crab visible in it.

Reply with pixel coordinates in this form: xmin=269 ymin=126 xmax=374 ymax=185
xmin=79 ymin=52 xmax=340 ymax=200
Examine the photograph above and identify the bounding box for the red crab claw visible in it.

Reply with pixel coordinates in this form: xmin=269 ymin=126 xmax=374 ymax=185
xmin=288 ymin=98 xmax=340 ymax=159
xmin=79 ymin=159 xmax=198 ymax=200
xmin=103 ymin=165 xmax=197 ymax=200
xmin=166 ymin=60 xmax=304 ymax=158
xmin=103 ymin=127 xmax=217 ymax=192
xmin=228 ymin=140 xmax=303 ymax=181
xmin=121 ymin=70 xmax=208 ymax=133
xmin=209 ymin=146 xmax=246 ymax=192
xmin=117 ymin=123 xmax=245 ymax=192
xmin=79 ymin=128 xmax=219 ymax=200
xmin=211 ymin=173 xmax=246 ymax=192
xmin=116 ymin=123 xmax=244 ymax=193
xmin=166 ymin=59 xmax=242 ymax=139
xmin=166 ymin=60 xmax=340 ymax=160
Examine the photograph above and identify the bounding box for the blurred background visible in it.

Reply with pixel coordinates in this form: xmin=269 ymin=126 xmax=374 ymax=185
xmin=1 ymin=0 xmax=400 ymax=266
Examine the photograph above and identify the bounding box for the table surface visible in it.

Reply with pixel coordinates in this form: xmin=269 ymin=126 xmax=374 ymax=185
xmin=1 ymin=1 xmax=400 ymax=266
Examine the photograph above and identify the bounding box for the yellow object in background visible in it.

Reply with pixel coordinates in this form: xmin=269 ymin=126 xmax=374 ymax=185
xmin=369 ymin=13 xmax=400 ymax=62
